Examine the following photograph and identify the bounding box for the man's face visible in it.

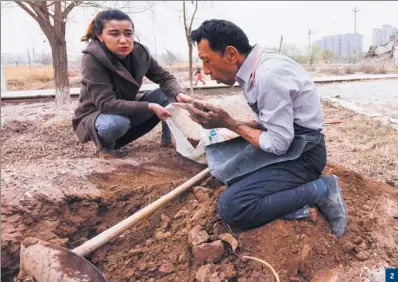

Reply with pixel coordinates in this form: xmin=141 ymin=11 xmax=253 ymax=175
xmin=197 ymin=39 xmax=238 ymax=86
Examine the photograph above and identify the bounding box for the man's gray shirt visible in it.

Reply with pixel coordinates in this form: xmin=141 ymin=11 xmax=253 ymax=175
xmin=235 ymin=45 xmax=324 ymax=155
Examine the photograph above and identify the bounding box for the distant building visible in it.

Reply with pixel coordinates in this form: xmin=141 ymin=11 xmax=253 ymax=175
xmin=314 ymin=33 xmax=363 ymax=57
xmin=372 ymin=25 xmax=398 ymax=46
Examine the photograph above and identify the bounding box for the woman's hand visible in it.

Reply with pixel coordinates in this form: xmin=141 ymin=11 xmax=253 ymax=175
xmin=175 ymin=93 xmax=193 ymax=103
xmin=148 ymin=103 xmax=172 ymax=121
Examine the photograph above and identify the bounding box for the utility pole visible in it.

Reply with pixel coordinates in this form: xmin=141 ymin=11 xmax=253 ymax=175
xmin=352 ymin=6 xmax=359 ymax=34
xmin=278 ymin=36 xmax=283 ymax=53
xmin=352 ymin=7 xmax=359 ymax=63
xmin=27 ymin=48 xmax=31 ymax=66
xmin=308 ymin=29 xmax=312 ymax=63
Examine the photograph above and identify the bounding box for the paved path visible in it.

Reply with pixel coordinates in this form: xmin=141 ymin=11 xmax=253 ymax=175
xmin=318 ymin=79 xmax=398 ymax=126
xmin=2 ymin=74 xmax=398 ymax=100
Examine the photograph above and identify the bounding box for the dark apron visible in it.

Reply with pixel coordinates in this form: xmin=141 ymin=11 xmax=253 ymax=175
xmin=205 ymin=124 xmax=322 ymax=184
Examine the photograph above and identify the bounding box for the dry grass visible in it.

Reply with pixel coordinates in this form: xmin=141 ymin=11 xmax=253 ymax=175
xmin=319 ymin=66 xmax=345 ymax=75
xmin=322 ymin=100 xmax=398 ymax=187
xmin=344 ymin=66 xmax=357 ymax=74
xmin=4 ymin=65 xmax=53 ymax=83
xmin=3 ymin=65 xmax=80 ymax=91
xmin=358 ymin=63 xmax=388 ymax=74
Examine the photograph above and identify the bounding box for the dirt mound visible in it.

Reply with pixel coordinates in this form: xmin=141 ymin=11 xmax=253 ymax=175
xmin=2 ymin=159 xmax=398 ymax=281
xmin=87 ymin=163 xmax=398 ymax=282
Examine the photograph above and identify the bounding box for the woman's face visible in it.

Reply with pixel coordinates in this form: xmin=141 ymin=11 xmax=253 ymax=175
xmin=98 ymin=20 xmax=134 ymax=57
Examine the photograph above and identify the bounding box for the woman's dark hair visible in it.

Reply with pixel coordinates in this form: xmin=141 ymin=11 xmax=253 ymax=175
xmin=81 ymin=9 xmax=134 ymax=43
xmin=190 ymin=19 xmax=252 ymax=55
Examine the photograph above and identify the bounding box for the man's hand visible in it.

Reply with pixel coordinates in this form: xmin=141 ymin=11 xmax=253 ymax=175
xmin=179 ymin=101 xmax=236 ymax=129
xmin=148 ymin=103 xmax=172 ymax=121
xmin=175 ymin=93 xmax=193 ymax=103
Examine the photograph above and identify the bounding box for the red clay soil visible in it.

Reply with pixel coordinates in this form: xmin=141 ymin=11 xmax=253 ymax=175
xmin=86 ymin=163 xmax=398 ymax=282
xmin=2 ymin=152 xmax=397 ymax=281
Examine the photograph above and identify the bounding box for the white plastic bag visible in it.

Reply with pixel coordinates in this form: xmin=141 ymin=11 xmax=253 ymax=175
xmin=165 ymin=103 xmax=239 ymax=164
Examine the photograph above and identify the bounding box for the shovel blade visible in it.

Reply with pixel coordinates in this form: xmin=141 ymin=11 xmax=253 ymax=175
xmin=17 ymin=238 xmax=107 ymax=282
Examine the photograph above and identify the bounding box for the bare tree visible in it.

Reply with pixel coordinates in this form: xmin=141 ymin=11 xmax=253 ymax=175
xmin=322 ymin=49 xmax=334 ymax=64
xmin=182 ymin=0 xmax=198 ymax=96
xmin=26 ymin=48 xmax=31 ymax=66
xmin=280 ymin=43 xmax=302 ymax=60
xmin=309 ymin=45 xmax=321 ymax=65
xmin=13 ymin=1 xmax=86 ymax=104
xmin=12 ymin=1 xmax=152 ymax=105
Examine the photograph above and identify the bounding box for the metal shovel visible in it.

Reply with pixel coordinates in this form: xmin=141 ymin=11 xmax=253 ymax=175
xmin=16 ymin=168 xmax=211 ymax=282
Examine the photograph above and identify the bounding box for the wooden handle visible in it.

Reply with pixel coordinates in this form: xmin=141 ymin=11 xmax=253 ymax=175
xmin=72 ymin=167 xmax=211 ymax=257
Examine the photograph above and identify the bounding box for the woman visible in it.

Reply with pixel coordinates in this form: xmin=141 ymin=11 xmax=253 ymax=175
xmin=72 ymin=9 xmax=192 ymax=158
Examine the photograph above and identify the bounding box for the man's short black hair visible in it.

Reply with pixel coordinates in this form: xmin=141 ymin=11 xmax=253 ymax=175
xmin=190 ymin=19 xmax=252 ymax=55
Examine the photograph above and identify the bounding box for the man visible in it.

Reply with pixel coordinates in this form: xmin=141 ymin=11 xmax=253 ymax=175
xmin=185 ymin=20 xmax=347 ymax=237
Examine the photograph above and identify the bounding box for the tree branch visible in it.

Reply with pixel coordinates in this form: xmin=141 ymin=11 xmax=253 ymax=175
xmin=62 ymin=0 xmax=82 ymax=19
xmin=183 ymin=1 xmax=189 ymax=40
xmin=188 ymin=1 xmax=198 ymax=34
xmin=26 ymin=1 xmax=52 ymax=26
xmin=14 ymin=1 xmax=39 ymax=22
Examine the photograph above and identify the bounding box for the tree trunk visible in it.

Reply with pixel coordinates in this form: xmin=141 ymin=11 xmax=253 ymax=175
xmin=51 ymin=38 xmax=70 ymax=105
xmin=188 ymin=42 xmax=194 ymax=96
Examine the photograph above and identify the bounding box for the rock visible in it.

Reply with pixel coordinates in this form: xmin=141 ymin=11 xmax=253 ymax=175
xmin=191 ymin=206 xmax=210 ymax=226
xmin=208 ymin=272 xmax=222 ymax=282
xmin=298 ymin=243 xmax=312 ymax=274
xmin=161 ymin=213 xmax=171 ymax=229
xmin=96 ymin=224 xmax=108 ymax=233
xmin=90 ymin=243 xmax=111 ymax=264
xmin=128 ymin=248 xmax=143 ymax=256
xmin=156 ymin=230 xmax=171 ymax=240
xmin=193 ymin=186 xmax=213 ymax=202
xmin=309 ymin=208 xmax=318 ymax=223
xmin=190 ymin=225 xmax=210 ymax=246
xmin=358 ymin=241 xmax=368 ymax=250
xmin=212 ymin=221 xmax=222 ymax=236
xmin=195 ymin=264 xmax=213 ymax=282
xmin=139 ymin=262 xmax=148 ymax=271
xmin=219 ymin=233 xmax=239 ymax=252
xmin=250 ymin=271 xmax=268 ymax=282
xmin=353 ymin=236 xmax=363 ymax=245
xmin=122 ymin=269 xmax=136 ymax=278
xmin=174 ymin=209 xmax=190 ymax=219
xmin=159 ymin=262 xmax=174 ymax=274
xmin=145 ymin=239 xmax=154 ymax=247
xmin=343 ymin=242 xmax=356 ymax=252
xmin=237 ymin=278 xmax=249 ymax=282
xmin=355 ymin=250 xmax=370 ymax=261
xmin=350 ymin=225 xmax=360 ymax=233
xmin=362 ymin=204 xmax=371 ymax=211
xmin=192 ymin=240 xmax=225 ymax=265
xmin=354 ymin=246 xmax=362 ymax=253
xmin=290 ymin=277 xmax=302 ymax=282
xmin=148 ymin=262 xmax=157 ymax=272
xmin=177 ymin=253 xmax=186 ymax=264
xmin=219 ymin=262 xmax=237 ymax=279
